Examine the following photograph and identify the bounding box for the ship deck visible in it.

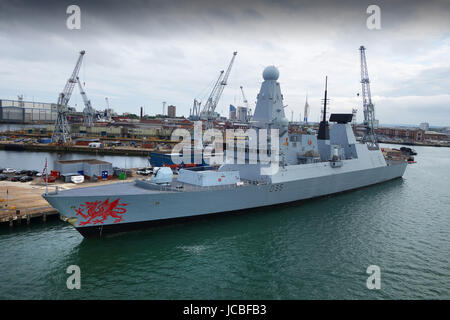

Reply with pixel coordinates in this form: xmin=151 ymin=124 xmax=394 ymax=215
xmin=47 ymin=178 xmax=252 ymax=197
xmin=47 ymin=181 xmax=171 ymax=197
xmin=47 ymin=158 xmax=406 ymax=198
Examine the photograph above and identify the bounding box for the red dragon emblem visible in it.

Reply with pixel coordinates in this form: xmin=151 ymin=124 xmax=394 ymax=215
xmin=74 ymin=198 xmax=128 ymax=226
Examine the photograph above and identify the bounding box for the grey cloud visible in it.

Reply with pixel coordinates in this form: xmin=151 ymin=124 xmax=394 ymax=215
xmin=382 ymin=66 xmax=450 ymax=97
xmin=0 ymin=0 xmax=449 ymax=125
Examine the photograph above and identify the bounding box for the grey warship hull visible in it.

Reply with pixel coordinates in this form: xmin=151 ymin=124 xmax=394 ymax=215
xmin=43 ymin=156 xmax=407 ymax=237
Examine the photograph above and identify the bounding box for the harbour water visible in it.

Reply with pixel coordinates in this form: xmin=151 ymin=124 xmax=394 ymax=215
xmin=0 ymin=123 xmax=150 ymax=170
xmin=0 ymin=123 xmax=48 ymax=132
xmin=0 ymin=144 xmax=449 ymax=299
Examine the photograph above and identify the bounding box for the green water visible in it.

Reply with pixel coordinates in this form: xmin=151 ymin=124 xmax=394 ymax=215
xmin=0 ymin=144 xmax=449 ymax=299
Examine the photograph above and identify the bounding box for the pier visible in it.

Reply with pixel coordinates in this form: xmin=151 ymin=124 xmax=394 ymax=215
xmin=0 ymin=174 xmax=138 ymax=227
xmin=0 ymin=183 xmax=59 ymax=226
xmin=0 ymin=206 xmax=58 ymax=227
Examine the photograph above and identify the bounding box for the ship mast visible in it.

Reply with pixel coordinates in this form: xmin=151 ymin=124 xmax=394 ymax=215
xmin=317 ymin=76 xmax=329 ymax=140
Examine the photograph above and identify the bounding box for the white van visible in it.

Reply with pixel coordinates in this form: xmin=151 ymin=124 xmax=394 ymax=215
xmin=71 ymin=175 xmax=85 ymax=184
xmin=88 ymin=142 xmax=103 ymax=148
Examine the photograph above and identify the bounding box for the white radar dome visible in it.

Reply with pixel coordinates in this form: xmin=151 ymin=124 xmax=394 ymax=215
xmin=262 ymin=65 xmax=279 ymax=81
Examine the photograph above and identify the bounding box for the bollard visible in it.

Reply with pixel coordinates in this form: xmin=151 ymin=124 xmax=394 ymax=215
xmin=27 ymin=214 xmax=31 ymax=225
xmin=9 ymin=215 xmax=13 ymax=227
xmin=16 ymin=210 xmax=21 ymax=225
xmin=42 ymin=214 xmax=47 ymax=223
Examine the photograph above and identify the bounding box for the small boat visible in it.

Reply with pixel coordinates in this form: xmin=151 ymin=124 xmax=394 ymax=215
xmin=149 ymin=150 xmax=207 ymax=168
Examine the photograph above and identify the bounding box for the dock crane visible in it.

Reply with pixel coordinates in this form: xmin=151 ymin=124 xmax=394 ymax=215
xmin=190 ymin=98 xmax=201 ymax=120
xmin=359 ymin=46 xmax=378 ymax=149
xmin=200 ymin=51 xmax=237 ymax=126
xmin=77 ymin=77 xmax=95 ymax=127
xmin=240 ymin=86 xmax=249 ymax=108
xmin=52 ymin=50 xmax=85 ymax=144
xmin=104 ymin=97 xmax=112 ymax=121
xmin=240 ymin=85 xmax=252 ymax=120
xmin=199 ymin=70 xmax=224 ymax=120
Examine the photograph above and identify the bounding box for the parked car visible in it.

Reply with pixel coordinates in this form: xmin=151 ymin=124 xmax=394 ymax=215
xmin=19 ymin=176 xmax=33 ymax=182
xmin=88 ymin=142 xmax=104 ymax=148
xmin=28 ymin=170 xmax=39 ymax=176
xmin=0 ymin=168 xmax=4 ymax=173
xmin=10 ymin=175 xmax=22 ymax=182
xmin=3 ymin=168 xmax=16 ymax=174
xmin=0 ymin=174 xmax=8 ymax=181
xmin=35 ymin=172 xmax=43 ymax=177
xmin=17 ymin=169 xmax=29 ymax=175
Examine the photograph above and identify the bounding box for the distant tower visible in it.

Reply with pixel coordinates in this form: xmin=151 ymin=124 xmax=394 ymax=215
xmin=303 ymin=94 xmax=309 ymax=123
xmin=168 ymin=105 xmax=176 ymax=118
xmin=229 ymin=105 xmax=237 ymax=120
xmin=359 ymin=46 xmax=378 ymax=149
xmin=162 ymin=101 xmax=166 ymax=116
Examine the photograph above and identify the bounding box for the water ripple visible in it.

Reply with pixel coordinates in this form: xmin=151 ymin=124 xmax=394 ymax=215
xmin=0 ymin=144 xmax=449 ymax=299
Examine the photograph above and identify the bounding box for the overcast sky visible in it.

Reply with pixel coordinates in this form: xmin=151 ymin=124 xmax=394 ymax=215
xmin=0 ymin=0 xmax=449 ymax=126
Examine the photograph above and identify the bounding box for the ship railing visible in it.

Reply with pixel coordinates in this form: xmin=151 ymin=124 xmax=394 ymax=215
xmin=147 ymin=179 xmax=269 ymax=192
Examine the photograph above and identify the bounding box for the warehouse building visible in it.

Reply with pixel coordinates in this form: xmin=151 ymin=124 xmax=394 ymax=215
xmin=54 ymin=159 xmax=113 ymax=180
xmin=0 ymin=98 xmax=58 ymax=123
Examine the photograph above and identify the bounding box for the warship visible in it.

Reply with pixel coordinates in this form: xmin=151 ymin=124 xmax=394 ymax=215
xmin=43 ymin=65 xmax=407 ymax=237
